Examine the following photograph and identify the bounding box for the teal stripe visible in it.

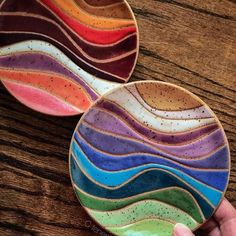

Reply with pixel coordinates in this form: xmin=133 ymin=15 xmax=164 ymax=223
xmin=72 ymin=141 xmax=222 ymax=206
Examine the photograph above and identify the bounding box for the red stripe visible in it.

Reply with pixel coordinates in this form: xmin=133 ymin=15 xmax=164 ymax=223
xmin=2 ymin=80 xmax=81 ymax=116
xmin=41 ymin=0 xmax=136 ymax=45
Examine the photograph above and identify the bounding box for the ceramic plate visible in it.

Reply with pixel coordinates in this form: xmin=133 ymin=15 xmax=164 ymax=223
xmin=0 ymin=0 xmax=139 ymax=116
xmin=69 ymin=81 xmax=230 ymax=236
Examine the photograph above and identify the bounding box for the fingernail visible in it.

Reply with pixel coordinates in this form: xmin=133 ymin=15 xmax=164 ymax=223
xmin=173 ymin=223 xmax=194 ymax=236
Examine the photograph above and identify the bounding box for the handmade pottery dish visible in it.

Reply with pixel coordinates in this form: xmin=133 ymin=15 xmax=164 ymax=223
xmin=69 ymin=81 xmax=230 ymax=236
xmin=0 ymin=0 xmax=139 ymax=116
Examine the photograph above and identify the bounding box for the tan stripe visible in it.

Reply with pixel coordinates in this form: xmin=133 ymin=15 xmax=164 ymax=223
xmin=135 ymin=82 xmax=202 ymax=111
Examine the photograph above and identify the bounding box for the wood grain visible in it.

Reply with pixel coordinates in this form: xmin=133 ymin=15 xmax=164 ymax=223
xmin=0 ymin=0 xmax=236 ymax=235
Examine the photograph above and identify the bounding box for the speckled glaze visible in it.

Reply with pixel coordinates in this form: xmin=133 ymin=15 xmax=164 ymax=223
xmin=0 ymin=0 xmax=138 ymax=116
xmin=69 ymin=81 xmax=230 ymax=236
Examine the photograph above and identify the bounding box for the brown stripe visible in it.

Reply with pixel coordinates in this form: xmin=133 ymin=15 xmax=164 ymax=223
xmin=75 ymin=0 xmax=133 ymax=19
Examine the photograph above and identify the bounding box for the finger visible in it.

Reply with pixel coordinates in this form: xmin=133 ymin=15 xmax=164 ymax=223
xmin=201 ymin=218 xmax=220 ymax=236
xmin=173 ymin=223 xmax=194 ymax=236
xmin=221 ymin=218 xmax=236 ymax=236
xmin=214 ymin=198 xmax=236 ymax=225
xmin=208 ymin=227 xmax=221 ymax=236
xmin=214 ymin=198 xmax=236 ymax=236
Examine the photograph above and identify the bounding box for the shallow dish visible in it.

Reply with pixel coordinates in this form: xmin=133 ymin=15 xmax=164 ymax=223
xmin=69 ymin=81 xmax=230 ymax=236
xmin=0 ymin=0 xmax=139 ymax=116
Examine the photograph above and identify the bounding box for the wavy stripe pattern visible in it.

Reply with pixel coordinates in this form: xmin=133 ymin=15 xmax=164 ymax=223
xmin=70 ymin=81 xmax=230 ymax=235
xmin=0 ymin=0 xmax=138 ymax=116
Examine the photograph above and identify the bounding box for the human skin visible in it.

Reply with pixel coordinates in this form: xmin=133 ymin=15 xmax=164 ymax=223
xmin=173 ymin=198 xmax=236 ymax=236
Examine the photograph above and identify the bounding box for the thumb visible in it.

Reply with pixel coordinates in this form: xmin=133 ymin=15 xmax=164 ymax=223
xmin=173 ymin=223 xmax=194 ymax=236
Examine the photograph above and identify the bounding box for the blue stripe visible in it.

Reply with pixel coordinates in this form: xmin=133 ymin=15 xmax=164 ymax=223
xmin=72 ymin=141 xmax=222 ymax=207
xmin=70 ymin=156 xmax=214 ymax=219
xmin=74 ymin=133 xmax=229 ymax=191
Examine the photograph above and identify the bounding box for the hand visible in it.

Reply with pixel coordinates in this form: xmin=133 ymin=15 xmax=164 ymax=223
xmin=173 ymin=198 xmax=236 ymax=236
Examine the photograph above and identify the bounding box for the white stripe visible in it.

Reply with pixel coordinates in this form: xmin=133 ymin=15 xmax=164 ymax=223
xmin=106 ymin=87 xmax=215 ymax=133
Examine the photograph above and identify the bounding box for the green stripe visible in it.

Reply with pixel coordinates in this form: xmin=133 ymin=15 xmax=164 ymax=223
xmin=87 ymin=200 xmax=198 ymax=229
xmin=75 ymin=187 xmax=203 ymax=223
xmin=107 ymin=219 xmax=174 ymax=236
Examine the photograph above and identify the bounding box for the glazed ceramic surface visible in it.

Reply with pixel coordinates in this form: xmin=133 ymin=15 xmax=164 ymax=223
xmin=0 ymin=0 xmax=138 ymax=116
xmin=70 ymin=81 xmax=230 ymax=236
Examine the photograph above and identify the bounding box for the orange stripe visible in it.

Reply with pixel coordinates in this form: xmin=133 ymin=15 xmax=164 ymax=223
xmin=0 ymin=68 xmax=92 ymax=110
xmin=51 ymin=0 xmax=134 ymax=29
xmin=40 ymin=0 xmax=137 ymax=44
xmin=2 ymin=80 xmax=81 ymax=116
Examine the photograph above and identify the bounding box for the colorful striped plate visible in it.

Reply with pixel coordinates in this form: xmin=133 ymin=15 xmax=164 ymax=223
xmin=69 ymin=81 xmax=230 ymax=236
xmin=0 ymin=0 xmax=139 ymax=116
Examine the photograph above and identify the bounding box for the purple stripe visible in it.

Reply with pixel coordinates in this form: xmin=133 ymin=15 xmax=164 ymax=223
xmin=84 ymin=108 xmax=142 ymax=139
xmin=84 ymin=108 xmax=225 ymax=157
xmin=84 ymin=108 xmax=220 ymax=151
xmin=75 ymin=132 xmax=229 ymax=170
xmin=162 ymin=129 xmax=225 ymax=158
xmin=78 ymin=123 xmax=166 ymax=156
xmin=0 ymin=53 xmax=98 ymax=101
xmin=73 ymin=133 xmax=229 ymax=190
xmin=96 ymin=100 xmax=219 ymax=145
xmin=79 ymin=122 xmax=226 ymax=160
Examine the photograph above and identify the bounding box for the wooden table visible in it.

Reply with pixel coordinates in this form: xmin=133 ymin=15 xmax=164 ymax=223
xmin=0 ymin=0 xmax=236 ymax=235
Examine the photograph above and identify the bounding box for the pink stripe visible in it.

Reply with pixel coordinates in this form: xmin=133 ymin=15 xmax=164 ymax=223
xmin=2 ymin=80 xmax=80 ymax=116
